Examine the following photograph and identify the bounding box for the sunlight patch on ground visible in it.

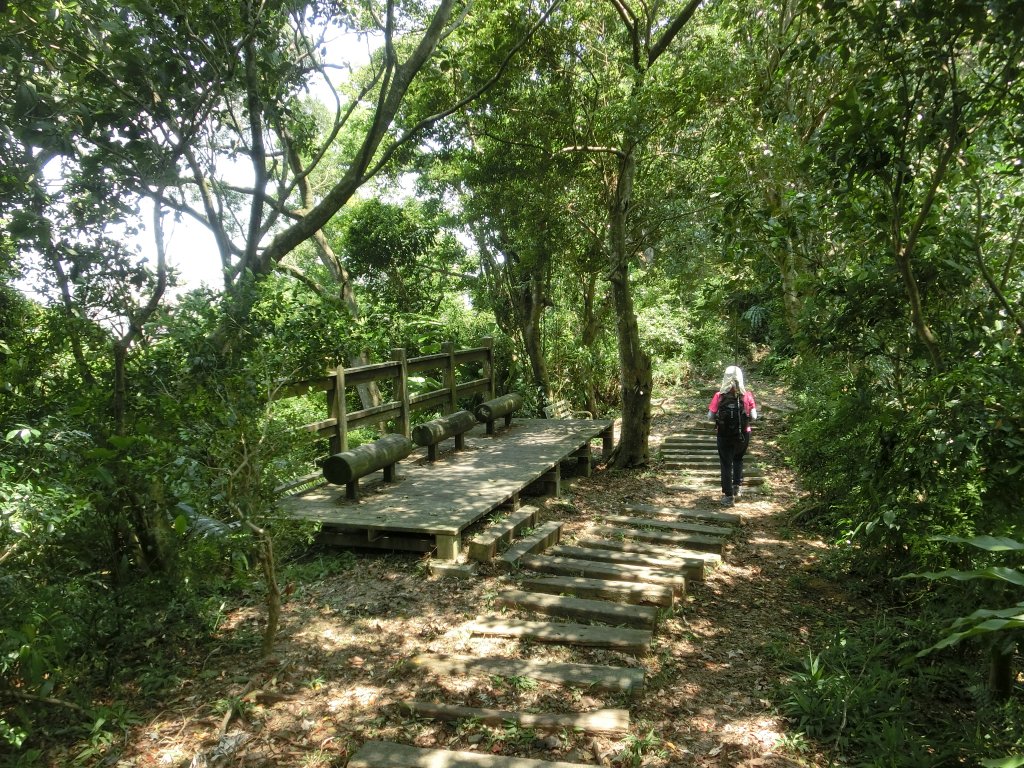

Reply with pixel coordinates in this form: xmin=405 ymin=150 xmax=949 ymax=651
xmin=749 ymin=534 xmax=828 ymax=553
xmin=315 ymin=625 xmax=352 ymax=649
xmin=719 ymin=714 xmax=787 ymax=751
xmin=328 ymin=684 xmax=381 ymax=711
xmin=157 ymin=745 xmax=188 ymax=765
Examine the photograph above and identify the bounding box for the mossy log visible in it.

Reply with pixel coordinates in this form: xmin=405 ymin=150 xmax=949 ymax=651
xmin=411 ymin=409 xmax=477 ymax=447
xmin=474 ymin=393 xmax=523 ymax=423
xmin=322 ymin=433 xmax=414 ymax=485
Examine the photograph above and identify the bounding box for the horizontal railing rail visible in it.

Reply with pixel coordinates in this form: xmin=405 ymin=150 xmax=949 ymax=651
xmin=276 ymin=338 xmax=495 ymax=458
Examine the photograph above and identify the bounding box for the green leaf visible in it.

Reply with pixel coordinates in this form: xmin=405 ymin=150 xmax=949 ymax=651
xmin=107 ymin=435 xmax=136 ymax=450
xmin=981 ymin=756 xmax=1024 ymax=768
xmin=918 ymin=615 xmax=1024 ymax=656
xmin=905 ymin=567 xmax=1024 ymax=587
xmin=5 ymin=426 xmax=40 ymax=443
xmin=931 ymin=535 xmax=1024 ymax=552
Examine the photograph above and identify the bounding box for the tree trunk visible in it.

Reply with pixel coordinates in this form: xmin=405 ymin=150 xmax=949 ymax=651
xmin=987 ymin=640 xmax=1015 ymax=702
xmin=480 ymin=235 xmax=552 ymax=411
xmin=254 ymin=526 xmax=281 ymax=658
xmin=521 ymin=271 xmax=550 ymax=410
xmin=775 ymin=241 xmax=803 ymax=337
xmin=607 ymin=150 xmax=652 ymax=468
xmin=580 ymin=269 xmax=603 ymax=415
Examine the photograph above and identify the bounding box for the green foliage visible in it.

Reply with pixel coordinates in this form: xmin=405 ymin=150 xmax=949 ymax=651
xmin=783 ymin=344 xmax=1024 ymax=582
xmin=780 ymin=620 xmax=954 ymax=765
xmin=908 ymin=535 xmax=1024 ymax=658
xmin=616 ymin=729 xmax=666 ymax=767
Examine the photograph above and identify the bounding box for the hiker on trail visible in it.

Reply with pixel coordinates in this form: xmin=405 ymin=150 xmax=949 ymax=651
xmin=706 ymin=365 xmax=757 ymax=506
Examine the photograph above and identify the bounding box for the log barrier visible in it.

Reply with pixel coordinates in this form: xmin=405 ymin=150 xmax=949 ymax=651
xmin=411 ymin=409 xmax=478 ymax=461
xmin=322 ymin=433 xmax=414 ymax=499
xmin=474 ymin=393 xmax=524 ymax=434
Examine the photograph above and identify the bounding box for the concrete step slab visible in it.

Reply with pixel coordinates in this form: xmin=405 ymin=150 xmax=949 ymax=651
xmin=349 ymin=740 xmax=596 ymax=768
xmin=410 ymin=653 xmax=645 ymax=695
xmin=519 ymin=553 xmax=686 ymax=595
xmin=494 ymin=589 xmax=659 ymax=630
xmin=468 ymin=616 xmax=652 ymax=655
xmin=623 ymin=502 xmax=742 ymax=525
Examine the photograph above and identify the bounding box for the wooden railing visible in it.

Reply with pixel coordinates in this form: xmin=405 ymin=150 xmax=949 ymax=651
xmin=273 ymin=339 xmax=495 ymax=457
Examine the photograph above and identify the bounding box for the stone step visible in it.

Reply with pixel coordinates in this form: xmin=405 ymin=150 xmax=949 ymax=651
xmin=494 ymin=589 xmax=659 ymax=630
xmin=409 ymin=653 xmax=645 ymax=695
xmin=467 ymin=506 xmax=540 ymax=562
xmin=601 ymin=514 xmax=733 ymax=537
xmin=497 ymin=521 xmax=562 ymax=571
xmin=664 ymin=462 xmax=730 ymax=471
xmin=623 ymin=502 xmax=742 ymax=526
xmin=666 ymin=483 xmax=766 ymax=495
xmin=592 ymin=525 xmax=724 ymax=554
xmin=468 ymin=617 xmax=652 ymax=655
xmin=428 ymin=561 xmax=478 ymax=579
xmin=547 ymin=543 xmax=703 ymax=581
xmin=675 ymin=471 xmax=766 ymax=483
xmin=399 ymin=701 xmax=631 ymax=736
xmin=520 ymin=574 xmax=675 ymax=608
xmin=349 ymin=740 xmax=595 ymax=768
xmin=671 ymin=462 xmax=761 ymax=475
xmin=575 ymin=537 xmax=722 ymax=572
xmin=519 ymin=554 xmax=686 ymax=595
xmin=661 ymin=453 xmax=718 ymax=462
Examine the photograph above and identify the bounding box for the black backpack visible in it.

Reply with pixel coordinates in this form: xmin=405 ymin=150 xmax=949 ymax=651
xmin=716 ymin=390 xmax=746 ymax=440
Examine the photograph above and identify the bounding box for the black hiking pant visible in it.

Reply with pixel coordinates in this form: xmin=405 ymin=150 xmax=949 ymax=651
xmin=716 ymin=429 xmax=749 ymax=498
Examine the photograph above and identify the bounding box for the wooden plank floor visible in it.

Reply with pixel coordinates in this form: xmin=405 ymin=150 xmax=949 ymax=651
xmin=279 ymin=418 xmax=612 ymax=540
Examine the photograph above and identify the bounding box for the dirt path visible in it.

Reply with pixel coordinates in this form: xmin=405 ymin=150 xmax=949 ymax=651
xmin=58 ymin=386 xmax=831 ymax=768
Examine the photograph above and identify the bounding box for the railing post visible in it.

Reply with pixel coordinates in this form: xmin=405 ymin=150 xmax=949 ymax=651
xmin=331 ymin=364 xmax=348 ymax=452
xmin=442 ymin=341 xmax=457 ymax=414
xmin=392 ymin=347 xmax=410 ymax=437
xmin=481 ymin=336 xmax=495 ymax=399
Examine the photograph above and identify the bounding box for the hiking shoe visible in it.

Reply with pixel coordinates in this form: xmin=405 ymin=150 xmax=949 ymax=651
xmin=721 ymin=495 xmax=735 ymax=506
xmin=734 ymin=485 xmax=742 ymax=499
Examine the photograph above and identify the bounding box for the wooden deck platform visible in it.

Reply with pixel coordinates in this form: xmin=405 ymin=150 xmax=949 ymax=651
xmin=279 ymin=418 xmax=613 ymax=559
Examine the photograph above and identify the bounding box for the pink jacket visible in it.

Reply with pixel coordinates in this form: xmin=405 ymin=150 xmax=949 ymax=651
xmin=708 ymin=390 xmax=757 ymax=432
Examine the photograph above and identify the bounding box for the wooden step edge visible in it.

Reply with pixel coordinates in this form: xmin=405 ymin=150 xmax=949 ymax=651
xmin=592 ymin=526 xmax=724 ymax=555
xmin=467 ymin=506 xmax=541 ymax=562
xmin=468 ymin=617 xmax=652 ymax=655
xmin=349 ymin=740 xmax=595 ymax=768
xmin=399 ymin=701 xmax=630 ymax=735
xmin=520 ymin=574 xmax=676 ymax=607
xmin=547 ymin=544 xmax=703 ymax=582
xmin=494 ymin=589 xmax=658 ymax=630
xmin=575 ymin=537 xmax=723 ymax=565
xmin=601 ymin=514 xmax=733 ymax=537
xmin=498 ymin=521 xmax=563 ymax=571
xmin=520 ymin=554 xmax=687 ymax=595
xmin=623 ymin=502 xmax=742 ymax=525
xmin=409 ymin=653 xmax=645 ymax=695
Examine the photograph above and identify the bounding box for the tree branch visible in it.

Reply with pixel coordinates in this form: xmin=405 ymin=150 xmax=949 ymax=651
xmin=363 ymin=0 xmax=563 ymax=182
xmin=648 ymin=0 xmax=705 ymax=64
xmin=970 ymin=180 xmax=1024 ymax=338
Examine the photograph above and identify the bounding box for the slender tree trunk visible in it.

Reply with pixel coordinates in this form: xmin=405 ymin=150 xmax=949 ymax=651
xmin=580 ymin=270 xmax=603 ymax=415
xmin=255 ymin=526 xmax=281 ymax=657
xmin=776 ymin=242 xmax=803 ymax=337
xmin=607 ymin=150 xmax=651 ymax=468
xmin=520 ymin=263 xmax=551 ymax=410
xmin=988 ymin=641 xmax=1014 ymax=701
